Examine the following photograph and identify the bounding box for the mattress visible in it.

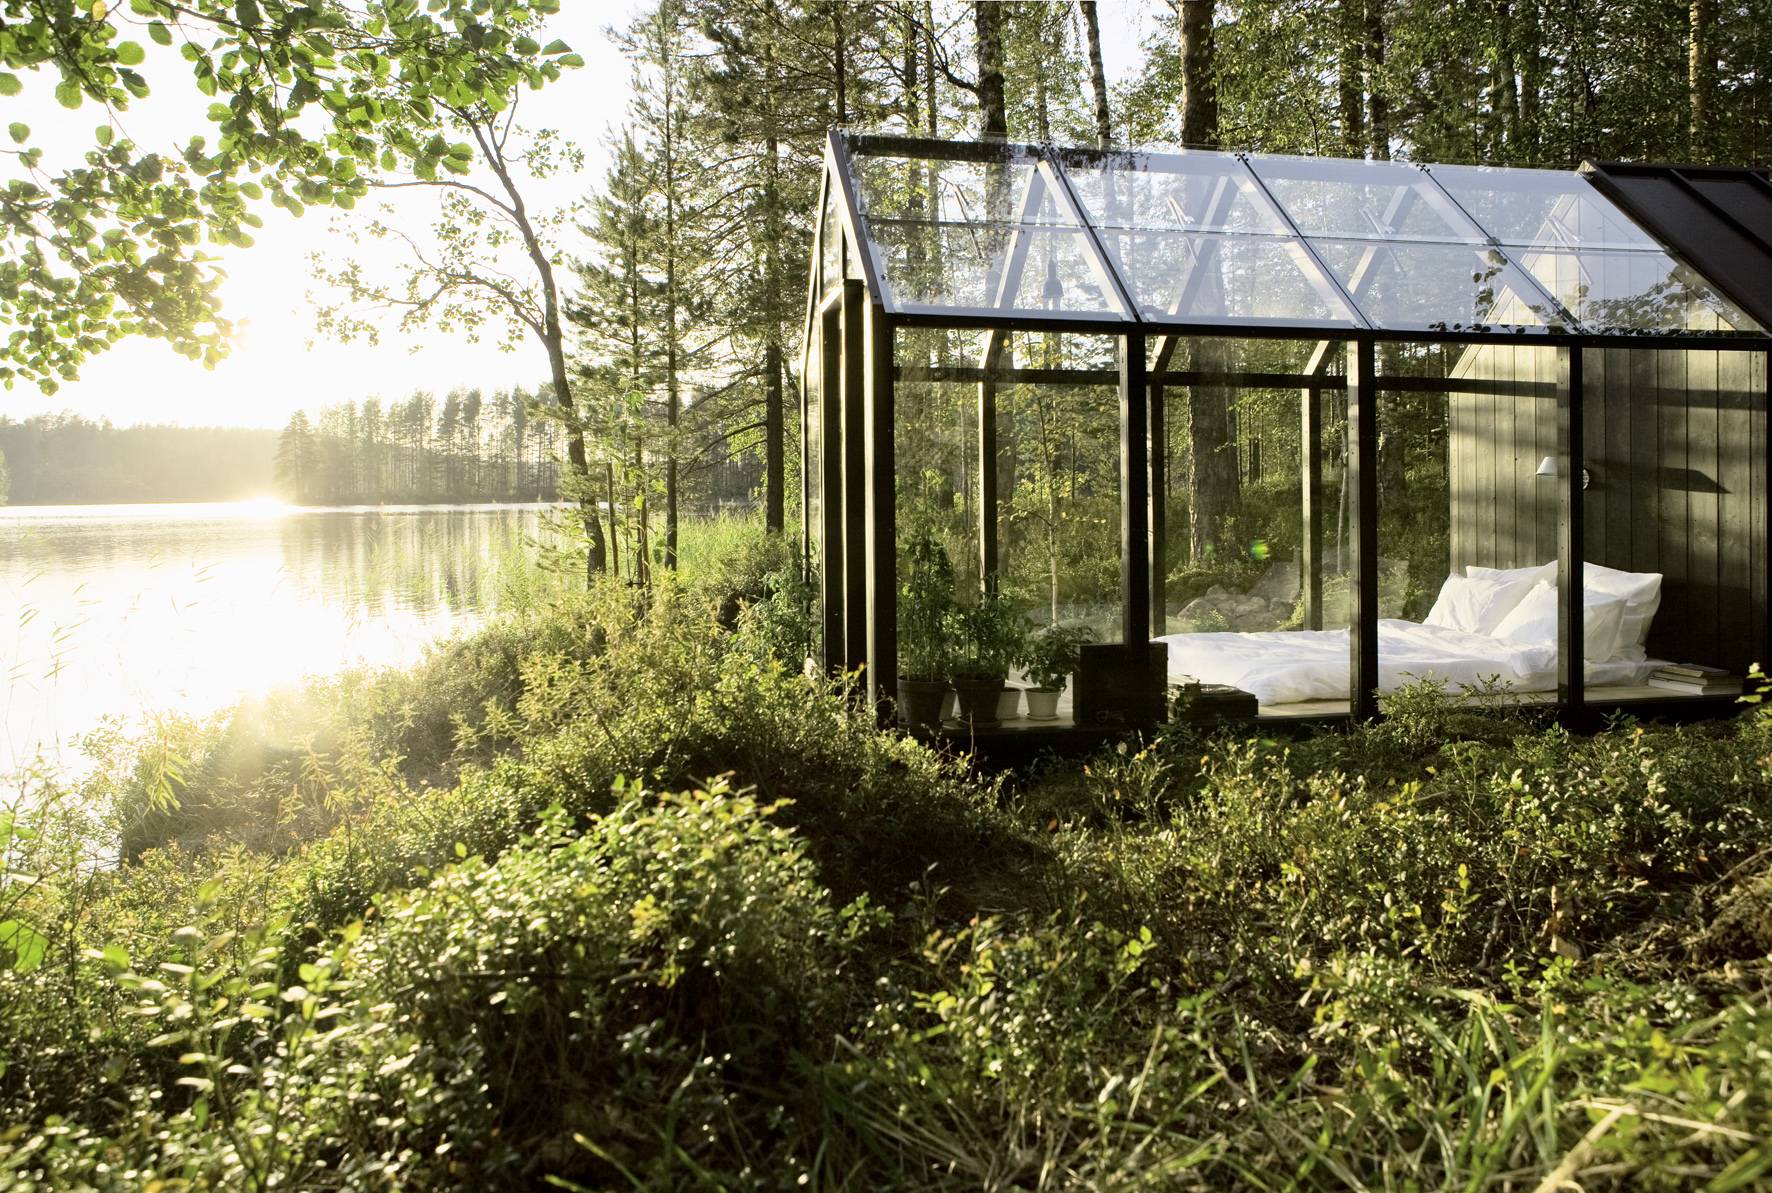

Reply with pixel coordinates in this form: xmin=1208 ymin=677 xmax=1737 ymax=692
xmin=1157 ymin=619 xmax=1661 ymax=707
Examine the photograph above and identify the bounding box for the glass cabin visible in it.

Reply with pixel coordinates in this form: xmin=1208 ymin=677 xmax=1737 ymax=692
xmin=803 ymin=131 xmax=1772 ymax=729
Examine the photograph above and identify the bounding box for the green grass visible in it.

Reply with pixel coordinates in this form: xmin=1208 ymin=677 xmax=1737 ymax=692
xmin=1 ymin=528 xmax=1769 ymax=1189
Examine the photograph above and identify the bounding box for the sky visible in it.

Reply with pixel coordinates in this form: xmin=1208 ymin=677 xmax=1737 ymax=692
xmin=7 ymin=2 xmax=1156 ymax=430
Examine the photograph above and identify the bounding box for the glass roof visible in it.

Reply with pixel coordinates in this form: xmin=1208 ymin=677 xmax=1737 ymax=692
xmin=826 ymin=134 xmax=1766 ymax=339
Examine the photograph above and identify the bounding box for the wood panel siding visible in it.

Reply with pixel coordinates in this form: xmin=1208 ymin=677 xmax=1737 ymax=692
xmin=1450 ymin=344 xmax=1768 ymax=675
xmin=1448 ymin=344 xmax=1559 ymax=571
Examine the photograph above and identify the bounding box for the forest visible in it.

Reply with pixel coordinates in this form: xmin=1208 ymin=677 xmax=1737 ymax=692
xmin=0 ymin=416 xmax=277 ymax=505
xmin=539 ymin=0 xmax=1772 ymax=578
xmin=271 ymin=389 xmax=566 ymax=505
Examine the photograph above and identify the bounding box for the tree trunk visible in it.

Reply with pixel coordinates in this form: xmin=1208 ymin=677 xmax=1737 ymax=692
xmin=975 ymin=2 xmax=1007 ymax=140
xmin=1517 ymin=0 xmax=1542 ymax=162
xmin=1185 ymin=347 xmax=1238 ymax=565
xmin=1490 ymin=1 xmax=1518 ymax=161
xmin=764 ymin=339 xmax=784 ymax=532
xmin=1337 ymin=0 xmax=1365 ymax=155
xmin=606 ymin=459 xmax=620 ymax=580
xmin=923 ymin=2 xmax=938 ymax=136
xmin=1363 ymin=0 xmax=1390 ymax=159
xmin=1081 ymin=1 xmax=1113 ymax=148
xmin=763 ymin=126 xmax=786 ymax=533
xmin=1689 ymin=0 xmax=1713 ymax=156
xmin=831 ymin=1 xmax=849 ymax=125
xmin=1179 ymin=0 xmax=1218 ymax=148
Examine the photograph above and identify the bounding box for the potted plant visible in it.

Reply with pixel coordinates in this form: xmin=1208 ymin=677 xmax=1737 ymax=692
xmin=1018 ymin=623 xmax=1095 ymax=721
xmin=948 ymin=586 xmax=1025 ymax=729
xmin=896 ymin=524 xmax=956 ymax=729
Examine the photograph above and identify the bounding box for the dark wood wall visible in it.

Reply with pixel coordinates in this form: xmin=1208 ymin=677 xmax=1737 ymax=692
xmin=1448 ymin=345 xmax=1769 ymax=674
xmin=1447 ymin=344 xmax=1560 ymax=574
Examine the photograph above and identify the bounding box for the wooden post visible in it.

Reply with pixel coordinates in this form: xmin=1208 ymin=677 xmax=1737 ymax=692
xmin=978 ymin=329 xmax=1007 ymax=590
xmin=865 ymin=300 xmax=898 ymax=713
xmin=980 ymin=377 xmax=998 ymax=587
xmin=1557 ymin=344 xmax=1586 ymax=710
xmin=1302 ymin=383 xmax=1324 ymax=630
xmin=841 ymin=280 xmax=868 ymax=673
xmin=819 ymin=303 xmax=844 ymax=672
xmin=1149 ymin=377 xmax=1167 ymax=635
xmin=1121 ymin=334 xmax=1151 ymax=647
xmin=1347 ymin=340 xmax=1379 ymax=719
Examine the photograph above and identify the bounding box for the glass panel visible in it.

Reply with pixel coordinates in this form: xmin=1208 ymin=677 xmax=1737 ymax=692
xmin=1425 ymin=164 xmax=1659 ymax=250
xmin=1582 ymin=347 xmax=1762 ymax=707
xmin=1380 ymin=342 xmax=1561 ymax=709
xmin=819 ymin=179 xmax=843 ymax=297
xmin=1159 ymin=338 xmax=1351 ymax=715
xmin=1247 ymin=155 xmax=1486 ymax=243
xmin=852 ymin=151 xmax=1077 ymax=227
xmin=1310 ymin=239 xmax=1560 ymax=333
xmin=1503 ymin=247 xmax=1763 ymax=334
xmin=893 ymin=328 xmax=982 ymax=692
xmin=995 ymin=334 xmax=1123 ymax=646
xmin=1060 ymin=149 xmax=1287 ymax=235
xmin=866 ymin=220 xmax=1123 ymax=318
xmin=1100 ymin=230 xmax=1361 ymax=327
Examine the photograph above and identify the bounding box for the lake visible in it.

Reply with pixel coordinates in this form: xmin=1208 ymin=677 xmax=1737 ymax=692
xmin=0 ymin=501 xmax=559 ymax=781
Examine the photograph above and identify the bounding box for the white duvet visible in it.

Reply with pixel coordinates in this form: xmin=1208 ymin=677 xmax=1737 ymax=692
xmin=1158 ymin=619 xmax=1660 ymax=707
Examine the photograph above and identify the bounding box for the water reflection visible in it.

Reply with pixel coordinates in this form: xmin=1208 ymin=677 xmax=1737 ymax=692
xmin=1 ymin=501 xmax=556 ymax=777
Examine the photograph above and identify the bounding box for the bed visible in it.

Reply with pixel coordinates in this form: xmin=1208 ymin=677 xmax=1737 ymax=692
xmin=1156 ymin=563 xmax=1666 ymax=707
xmin=1157 ymin=619 xmax=1661 ymax=707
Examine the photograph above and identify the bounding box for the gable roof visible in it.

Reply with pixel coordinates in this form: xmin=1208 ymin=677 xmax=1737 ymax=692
xmin=812 ymin=131 xmax=1771 ymax=346
xmin=1581 ymin=162 xmax=1772 ymax=332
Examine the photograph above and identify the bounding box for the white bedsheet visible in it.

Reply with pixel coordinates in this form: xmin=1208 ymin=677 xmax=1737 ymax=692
xmin=1157 ymin=619 xmax=1660 ymax=707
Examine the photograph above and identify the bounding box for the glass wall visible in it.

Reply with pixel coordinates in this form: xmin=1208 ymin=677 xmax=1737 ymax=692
xmin=1581 ymin=346 xmax=1767 ymax=706
xmin=995 ymin=333 xmax=1122 ymax=644
xmin=1157 ymin=336 xmax=1351 ymax=713
xmin=1380 ymin=341 xmax=1563 ymax=708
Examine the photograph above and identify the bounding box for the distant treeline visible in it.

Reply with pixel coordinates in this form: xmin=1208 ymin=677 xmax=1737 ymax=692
xmin=276 ymin=388 xmax=564 ymax=505
xmin=0 ymin=416 xmax=278 ymax=504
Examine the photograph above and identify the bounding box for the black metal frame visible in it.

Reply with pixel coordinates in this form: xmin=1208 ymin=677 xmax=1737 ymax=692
xmin=806 ymin=129 xmax=1772 ymax=727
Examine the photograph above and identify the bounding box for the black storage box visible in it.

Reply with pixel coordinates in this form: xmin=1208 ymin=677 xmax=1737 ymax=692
xmin=1170 ymin=678 xmax=1260 ymax=720
xmin=1073 ymin=642 xmax=1168 ymax=727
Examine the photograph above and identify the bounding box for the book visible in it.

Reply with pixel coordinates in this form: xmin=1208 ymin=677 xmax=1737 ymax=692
xmin=1654 ymin=663 xmax=1733 ymax=680
xmin=1648 ymin=676 xmax=1743 ymax=695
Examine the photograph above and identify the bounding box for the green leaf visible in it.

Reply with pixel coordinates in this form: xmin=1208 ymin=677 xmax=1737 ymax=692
xmin=541 ymin=39 xmax=570 ymax=55
xmin=55 ymin=81 xmax=83 ymax=109
xmin=96 ymin=124 xmax=113 ymax=146
xmin=557 ymin=54 xmax=584 ymax=69
xmin=115 ymin=42 xmax=146 ymax=67
xmin=0 ymin=921 xmax=48 ymax=974
xmin=0 ymin=75 xmax=21 ymax=97
xmin=149 ymin=21 xmax=172 ymax=46
xmin=8 ymin=124 xmax=28 ymax=145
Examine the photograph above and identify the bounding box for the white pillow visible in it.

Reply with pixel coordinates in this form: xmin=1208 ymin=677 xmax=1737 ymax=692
xmin=1424 ymin=572 xmax=1541 ymax=635
xmin=1470 ymin=561 xmax=1662 ymax=659
xmin=1582 ymin=563 xmax=1661 ymax=655
xmin=1466 ymin=561 xmax=1558 ymax=588
xmin=1490 ymin=581 xmax=1629 ymax=661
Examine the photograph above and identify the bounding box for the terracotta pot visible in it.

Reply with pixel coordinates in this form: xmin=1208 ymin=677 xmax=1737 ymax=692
xmin=950 ymin=677 xmax=1005 ymax=728
xmin=996 ymin=687 xmax=1022 ymax=722
xmin=1025 ymin=687 xmax=1063 ymax=721
xmin=896 ymin=678 xmax=949 ymax=730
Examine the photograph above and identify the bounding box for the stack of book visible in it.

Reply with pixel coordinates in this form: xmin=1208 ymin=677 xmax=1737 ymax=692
xmin=1170 ymin=677 xmax=1260 ymax=719
xmin=1647 ymin=664 xmax=1744 ymax=696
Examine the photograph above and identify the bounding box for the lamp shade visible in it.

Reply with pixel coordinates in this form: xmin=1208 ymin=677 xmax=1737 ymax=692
xmin=1535 ymin=456 xmax=1558 ymax=477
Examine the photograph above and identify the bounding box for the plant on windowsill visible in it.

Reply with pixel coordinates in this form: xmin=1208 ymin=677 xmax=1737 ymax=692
xmin=896 ymin=523 xmax=957 ymax=730
xmin=1018 ymin=623 xmax=1096 ymax=721
xmin=948 ymin=585 xmax=1026 ymax=729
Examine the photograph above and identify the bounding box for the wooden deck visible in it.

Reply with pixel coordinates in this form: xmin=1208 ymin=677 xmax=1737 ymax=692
xmin=913 ymin=680 xmax=1749 ymax=764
